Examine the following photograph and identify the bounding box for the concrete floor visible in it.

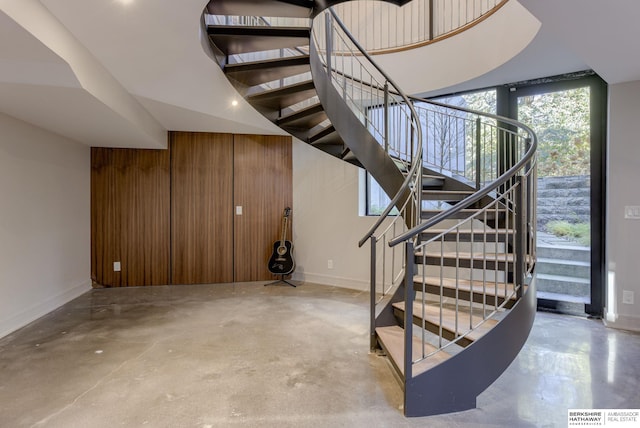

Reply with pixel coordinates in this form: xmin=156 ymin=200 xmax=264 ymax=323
xmin=0 ymin=282 xmax=638 ymax=428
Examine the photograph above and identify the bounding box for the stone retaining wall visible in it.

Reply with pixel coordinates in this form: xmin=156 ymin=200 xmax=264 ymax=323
xmin=537 ymin=175 xmax=590 ymax=229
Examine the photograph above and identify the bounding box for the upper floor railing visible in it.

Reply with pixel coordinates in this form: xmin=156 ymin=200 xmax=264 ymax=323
xmin=205 ymin=0 xmax=508 ymax=57
xmin=325 ymin=0 xmax=507 ymax=54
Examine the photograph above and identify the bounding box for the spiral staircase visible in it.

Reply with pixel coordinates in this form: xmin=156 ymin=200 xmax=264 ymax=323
xmin=204 ymin=0 xmax=537 ymax=417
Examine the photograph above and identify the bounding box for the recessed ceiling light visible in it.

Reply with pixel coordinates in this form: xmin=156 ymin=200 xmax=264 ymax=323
xmin=231 ymin=100 xmax=239 ymax=107
xmin=117 ymin=0 xmax=134 ymax=5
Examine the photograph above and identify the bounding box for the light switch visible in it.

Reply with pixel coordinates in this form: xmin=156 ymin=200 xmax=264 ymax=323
xmin=236 ymin=206 xmax=243 ymax=215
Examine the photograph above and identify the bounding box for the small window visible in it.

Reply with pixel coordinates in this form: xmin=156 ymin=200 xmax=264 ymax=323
xmin=366 ymin=173 xmax=399 ymax=216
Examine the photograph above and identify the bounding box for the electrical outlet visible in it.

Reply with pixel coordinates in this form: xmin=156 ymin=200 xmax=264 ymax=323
xmin=113 ymin=261 xmax=121 ymax=272
xmin=327 ymin=259 xmax=334 ymax=269
xmin=235 ymin=206 xmax=243 ymax=215
xmin=624 ymin=206 xmax=640 ymax=219
xmin=622 ymin=290 xmax=635 ymax=304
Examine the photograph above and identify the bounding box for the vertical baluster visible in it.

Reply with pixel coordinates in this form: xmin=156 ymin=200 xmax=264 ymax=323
xmin=515 ymin=175 xmax=526 ymax=299
xmin=504 ymin=185 xmax=511 ymax=302
xmin=469 ymin=207 xmax=474 ymax=329
xmin=439 ymin=235 xmax=444 ymax=349
xmin=455 ymin=227 xmax=460 ymax=341
xmin=481 ymin=213 xmax=487 ymax=315
xmin=490 ymin=209 xmax=497 ymax=310
xmin=421 ymin=244 xmax=426 ymax=358
xmin=384 ymin=82 xmax=389 ymax=153
xmin=404 ymin=240 xmax=415 ymax=381
xmin=392 ymin=221 xmax=398 ymax=289
xmin=475 ymin=116 xmax=482 ymax=189
xmin=370 ymin=237 xmax=377 ymax=351
xmin=428 ymin=0 xmax=434 ymax=40
xmin=382 ymin=234 xmax=387 ymax=294
xmin=325 ymin=12 xmax=332 ymax=76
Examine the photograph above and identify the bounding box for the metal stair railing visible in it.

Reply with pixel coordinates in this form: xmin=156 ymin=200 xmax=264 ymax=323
xmin=389 ymin=107 xmax=537 ymax=378
xmin=413 ymin=95 xmax=536 ymax=193
xmin=312 ymin=10 xmax=422 ymax=172
xmin=358 ymin=87 xmax=538 ymax=376
xmin=311 ymin=7 xmax=537 ymax=379
xmin=351 ymin=85 xmax=538 ymax=381
xmin=311 ymin=9 xmax=424 ymax=350
xmin=327 ymin=0 xmax=507 ymax=54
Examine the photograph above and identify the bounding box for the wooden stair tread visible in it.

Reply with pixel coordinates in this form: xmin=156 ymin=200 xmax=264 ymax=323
xmin=420 ymin=208 xmax=506 ymax=220
xmin=208 ymin=26 xmax=310 ymax=55
xmin=414 ymin=276 xmax=517 ymax=298
xmin=420 ymin=228 xmax=514 ymax=242
xmin=393 ymin=301 xmax=498 ymax=343
xmin=247 ymin=80 xmax=316 ymax=110
xmin=308 ymin=124 xmax=344 ymax=148
xmin=422 ymin=190 xmax=475 ymax=201
xmin=376 ymin=325 xmax=451 ymax=377
xmin=207 ymin=0 xmax=312 ymax=18
xmin=208 ymin=25 xmax=311 ymax=37
xmin=423 ymin=190 xmax=474 ymax=194
xmin=421 ymin=208 xmax=506 ymax=213
xmin=416 ymin=251 xmax=515 ymax=261
xmin=422 ymin=228 xmax=514 ymax=235
xmin=224 ymin=55 xmax=310 ymax=87
xmin=277 ymin=103 xmax=326 ymax=128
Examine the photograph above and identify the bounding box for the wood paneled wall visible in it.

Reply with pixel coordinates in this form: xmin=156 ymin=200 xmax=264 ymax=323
xmin=171 ymin=132 xmax=234 ymax=284
xmin=91 ymin=148 xmax=171 ymax=287
xmin=91 ymin=132 xmax=292 ymax=287
xmin=234 ymin=134 xmax=293 ymax=281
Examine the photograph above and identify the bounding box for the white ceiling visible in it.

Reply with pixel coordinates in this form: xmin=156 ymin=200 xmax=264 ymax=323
xmin=0 ymin=0 xmax=638 ymax=148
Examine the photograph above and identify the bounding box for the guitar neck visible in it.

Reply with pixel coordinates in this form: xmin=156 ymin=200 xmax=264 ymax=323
xmin=279 ymin=215 xmax=288 ymax=246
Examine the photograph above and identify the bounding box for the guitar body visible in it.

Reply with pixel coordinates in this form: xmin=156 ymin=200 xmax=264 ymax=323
xmin=268 ymin=207 xmax=295 ymax=276
xmin=268 ymin=240 xmax=295 ymax=275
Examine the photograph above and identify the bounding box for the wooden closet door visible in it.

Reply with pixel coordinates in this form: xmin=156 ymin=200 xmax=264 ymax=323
xmin=91 ymin=148 xmax=170 ymax=287
xmin=233 ymin=134 xmax=292 ymax=281
xmin=171 ymin=132 xmax=234 ymax=284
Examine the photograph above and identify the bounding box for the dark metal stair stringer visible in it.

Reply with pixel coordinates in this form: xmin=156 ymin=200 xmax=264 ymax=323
xmin=403 ymin=278 xmax=536 ymax=416
xmin=309 ymin=41 xmax=408 ymax=216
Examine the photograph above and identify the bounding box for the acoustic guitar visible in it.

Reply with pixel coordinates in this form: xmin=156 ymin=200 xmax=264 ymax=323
xmin=268 ymin=207 xmax=295 ymax=275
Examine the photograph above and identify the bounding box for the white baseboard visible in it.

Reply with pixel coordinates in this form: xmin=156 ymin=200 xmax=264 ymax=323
xmin=292 ymin=272 xmax=369 ymax=292
xmin=603 ymin=312 xmax=640 ymax=333
xmin=0 ymin=279 xmax=92 ymax=340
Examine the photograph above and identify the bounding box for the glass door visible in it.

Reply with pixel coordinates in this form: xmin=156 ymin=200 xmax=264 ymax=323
xmin=510 ymin=76 xmax=606 ymax=316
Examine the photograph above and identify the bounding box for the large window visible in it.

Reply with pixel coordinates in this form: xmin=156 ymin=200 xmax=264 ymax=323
xmin=365 ymin=89 xmax=496 ymax=215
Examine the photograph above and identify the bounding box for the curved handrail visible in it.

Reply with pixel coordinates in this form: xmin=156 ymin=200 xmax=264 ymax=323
xmin=390 ymin=131 xmax=536 ymax=246
xmin=329 ymin=9 xmax=418 ymax=109
xmin=320 ymin=8 xmax=424 ymax=247
xmin=390 ymin=98 xmax=538 ymax=246
xmin=329 ymin=0 xmax=508 ymax=55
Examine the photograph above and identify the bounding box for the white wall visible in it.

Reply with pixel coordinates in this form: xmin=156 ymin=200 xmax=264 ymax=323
xmin=291 ymin=140 xmax=382 ymax=290
xmin=372 ymin=0 xmax=540 ymax=95
xmin=0 ymin=113 xmax=91 ymax=339
xmin=606 ymin=81 xmax=640 ymax=332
